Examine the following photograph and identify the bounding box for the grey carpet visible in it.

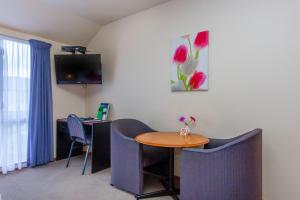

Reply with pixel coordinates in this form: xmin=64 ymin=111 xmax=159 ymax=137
xmin=0 ymin=155 xmax=172 ymax=200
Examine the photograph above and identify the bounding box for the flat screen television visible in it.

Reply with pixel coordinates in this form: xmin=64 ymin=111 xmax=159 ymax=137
xmin=55 ymin=54 xmax=102 ymax=84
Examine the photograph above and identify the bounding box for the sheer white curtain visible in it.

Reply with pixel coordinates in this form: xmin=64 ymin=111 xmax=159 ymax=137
xmin=0 ymin=35 xmax=30 ymax=174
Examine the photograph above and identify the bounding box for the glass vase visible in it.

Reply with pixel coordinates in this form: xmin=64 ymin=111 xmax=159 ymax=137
xmin=179 ymin=126 xmax=190 ymax=136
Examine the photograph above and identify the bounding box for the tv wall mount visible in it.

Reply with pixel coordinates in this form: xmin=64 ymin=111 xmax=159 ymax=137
xmin=61 ymin=46 xmax=87 ymax=54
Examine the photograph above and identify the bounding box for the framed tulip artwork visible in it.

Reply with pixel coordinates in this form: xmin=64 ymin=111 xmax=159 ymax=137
xmin=171 ymin=30 xmax=209 ymax=91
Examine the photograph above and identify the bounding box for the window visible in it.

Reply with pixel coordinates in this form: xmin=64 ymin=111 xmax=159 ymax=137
xmin=0 ymin=35 xmax=30 ymax=174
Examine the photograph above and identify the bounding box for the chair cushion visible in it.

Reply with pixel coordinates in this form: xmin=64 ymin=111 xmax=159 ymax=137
xmin=143 ymin=145 xmax=169 ymax=167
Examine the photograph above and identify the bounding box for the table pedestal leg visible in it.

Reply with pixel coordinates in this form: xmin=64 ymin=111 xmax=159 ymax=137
xmin=135 ymin=148 xmax=179 ymax=200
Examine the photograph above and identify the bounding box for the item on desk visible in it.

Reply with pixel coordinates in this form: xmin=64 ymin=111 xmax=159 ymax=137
xmin=102 ymin=108 xmax=108 ymax=120
xmin=79 ymin=117 xmax=94 ymax=121
xmin=178 ymin=116 xmax=196 ymax=136
xmin=97 ymin=103 xmax=110 ymax=120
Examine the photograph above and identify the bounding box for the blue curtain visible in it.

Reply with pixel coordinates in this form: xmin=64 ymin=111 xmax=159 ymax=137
xmin=27 ymin=39 xmax=53 ymax=167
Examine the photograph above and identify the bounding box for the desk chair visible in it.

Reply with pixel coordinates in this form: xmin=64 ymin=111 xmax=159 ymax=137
xmin=66 ymin=114 xmax=91 ymax=175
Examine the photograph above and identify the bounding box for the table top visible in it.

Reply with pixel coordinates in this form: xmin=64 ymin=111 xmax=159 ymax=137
xmin=135 ymin=132 xmax=209 ymax=148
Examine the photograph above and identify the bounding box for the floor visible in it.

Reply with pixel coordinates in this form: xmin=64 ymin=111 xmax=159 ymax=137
xmin=0 ymin=156 xmax=172 ymax=200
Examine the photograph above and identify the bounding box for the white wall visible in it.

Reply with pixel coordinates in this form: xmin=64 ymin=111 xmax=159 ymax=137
xmin=0 ymin=26 xmax=87 ymax=157
xmin=86 ymin=0 xmax=300 ymax=199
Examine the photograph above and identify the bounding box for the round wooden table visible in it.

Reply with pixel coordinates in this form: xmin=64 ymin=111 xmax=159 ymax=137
xmin=135 ymin=132 xmax=209 ymax=200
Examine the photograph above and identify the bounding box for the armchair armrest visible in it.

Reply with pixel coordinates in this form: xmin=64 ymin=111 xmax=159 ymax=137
xmin=110 ymin=128 xmax=144 ymax=194
xmin=188 ymin=129 xmax=262 ymax=153
xmin=204 ymin=138 xmax=232 ymax=149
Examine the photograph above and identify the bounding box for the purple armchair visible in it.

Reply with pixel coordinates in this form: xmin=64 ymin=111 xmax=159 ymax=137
xmin=180 ymin=129 xmax=262 ymax=200
xmin=110 ymin=119 xmax=169 ymax=195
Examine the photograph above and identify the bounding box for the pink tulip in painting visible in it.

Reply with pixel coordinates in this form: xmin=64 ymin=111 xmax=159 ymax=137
xmin=173 ymin=45 xmax=188 ymax=64
xmin=189 ymin=71 xmax=207 ymax=89
xmin=194 ymin=31 xmax=209 ymax=49
xmin=171 ymin=30 xmax=209 ymax=91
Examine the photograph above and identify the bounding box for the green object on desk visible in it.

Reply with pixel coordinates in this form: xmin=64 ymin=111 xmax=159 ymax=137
xmin=97 ymin=103 xmax=110 ymax=120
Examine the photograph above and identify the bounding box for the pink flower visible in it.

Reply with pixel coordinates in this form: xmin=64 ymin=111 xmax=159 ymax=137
xmin=190 ymin=116 xmax=196 ymax=122
xmin=194 ymin=31 xmax=209 ymax=50
xmin=179 ymin=116 xmax=186 ymax=122
xmin=173 ymin=45 xmax=188 ymax=64
xmin=189 ymin=71 xmax=207 ymax=89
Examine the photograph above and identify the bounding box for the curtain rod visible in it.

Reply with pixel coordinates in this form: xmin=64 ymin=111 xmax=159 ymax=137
xmin=0 ymin=33 xmax=29 ymax=44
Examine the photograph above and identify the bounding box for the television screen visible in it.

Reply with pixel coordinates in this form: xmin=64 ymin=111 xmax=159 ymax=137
xmin=55 ymin=54 xmax=102 ymax=84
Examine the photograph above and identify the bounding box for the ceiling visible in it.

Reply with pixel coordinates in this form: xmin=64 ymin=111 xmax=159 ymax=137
xmin=0 ymin=0 xmax=170 ymax=45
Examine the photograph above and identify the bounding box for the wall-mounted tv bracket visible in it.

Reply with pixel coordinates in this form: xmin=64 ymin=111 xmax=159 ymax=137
xmin=61 ymin=46 xmax=87 ymax=54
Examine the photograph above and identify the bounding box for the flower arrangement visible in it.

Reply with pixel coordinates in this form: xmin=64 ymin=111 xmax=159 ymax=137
xmin=171 ymin=30 xmax=209 ymax=91
xmin=179 ymin=116 xmax=196 ymax=136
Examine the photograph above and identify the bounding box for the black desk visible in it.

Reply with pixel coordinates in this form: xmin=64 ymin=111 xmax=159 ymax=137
xmin=56 ymin=119 xmax=111 ymax=173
